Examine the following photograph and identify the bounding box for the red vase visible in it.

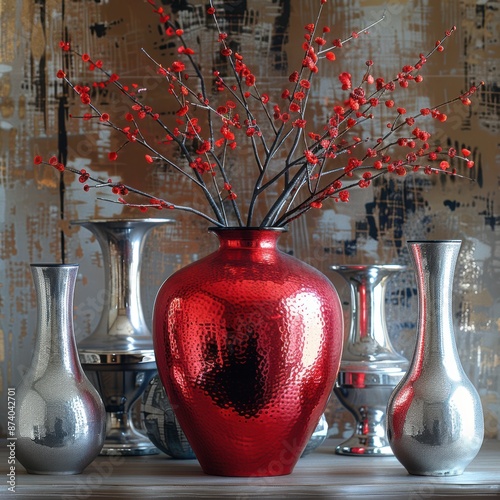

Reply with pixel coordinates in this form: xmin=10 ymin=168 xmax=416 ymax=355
xmin=153 ymin=228 xmax=343 ymax=476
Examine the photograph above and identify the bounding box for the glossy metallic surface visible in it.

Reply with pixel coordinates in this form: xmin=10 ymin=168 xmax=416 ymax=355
xmin=73 ymin=219 xmax=174 ymax=455
xmin=73 ymin=218 xmax=174 ymax=353
xmin=387 ymin=240 xmax=484 ymax=476
xmin=16 ymin=264 xmax=106 ymax=474
xmin=82 ymin=355 xmax=158 ymax=456
xmin=331 ymin=265 xmax=408 ymax=456
xmin=301 ymin=413 xmax=329 ymax=457
xmin=154 ymin=228 xmax=344 ymax=476
xmin=335 ymin=382 xmax=401 ymax=456
xmin=141 ymin=375 xmax=196 ymax=459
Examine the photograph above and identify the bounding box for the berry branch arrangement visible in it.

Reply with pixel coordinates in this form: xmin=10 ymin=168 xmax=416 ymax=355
xmin=35 ymin=0 xmax=483 ymax=228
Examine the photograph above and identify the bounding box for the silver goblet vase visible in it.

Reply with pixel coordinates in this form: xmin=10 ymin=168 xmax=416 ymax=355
xmin=74 ymin=218 xmax=174 ymax=456
xmin=331 ymin=265 xmax=408 ymax=456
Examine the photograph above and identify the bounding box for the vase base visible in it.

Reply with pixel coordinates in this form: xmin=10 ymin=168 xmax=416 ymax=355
xmin=334 ymin=426 xmax=394 ymax=456
xmin=100 ymin=431 xmax=159 ymax=456
xmin=335 ymin=438 xmax=393 ymax=456
xmin=26 ymin=469 xmax=84 ymax=475
xmin=100 ymin=417 xmax=159 ymax=456
xmin=100 ymin=445 xmax=159 ymax=456
xmin=406 ymin=469 xmax=464 ymax=477
xmin=197 ymin=451 xmax=301 ymax=477
xmin=200 ymin=466 xmax=294 ymax=477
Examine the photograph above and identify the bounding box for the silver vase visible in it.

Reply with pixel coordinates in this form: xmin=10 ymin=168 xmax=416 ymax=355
xmin=331 ymin=265 xmax=408 ymax=456
xmin=141 ymin=375 xmax=196 ymax=459
xmin=16 ymin=264 xmax=106 ymax=474
xmin=387 ymin=240 xmax=484 ymax=476
xmin=301 ymin=413 xmax=329 ymax=457
xmin=73 ymin=218 xmax=174 ymax=456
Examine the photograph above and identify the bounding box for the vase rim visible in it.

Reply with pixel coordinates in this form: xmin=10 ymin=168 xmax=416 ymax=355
xmin=330 ymin=264 xmax=406 ymax=271
xmin=71 ymin=218 xmax=175 ymax=225
xmin=407 ymin=239 xmax=462 ymax=244
xmin=209 ymin=226 xmax=286 ymax=232
xmin=31 ymin=263 xmax=79 ymax=268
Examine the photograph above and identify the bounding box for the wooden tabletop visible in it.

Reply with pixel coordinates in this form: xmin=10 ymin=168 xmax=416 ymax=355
xmin=1 ymin=439 xmax=499 ymax=499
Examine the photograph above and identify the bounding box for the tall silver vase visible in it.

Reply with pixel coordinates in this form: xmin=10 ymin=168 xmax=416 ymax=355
xmin=331 ymin=265 xmax=408 ymax=456
xmin=74 ymin=218 xmax=174 ymax=456
xmin=387 ymin=240 xmax=484 ymax=476
xmin=16 ymin=264 xmax=106 ymax=474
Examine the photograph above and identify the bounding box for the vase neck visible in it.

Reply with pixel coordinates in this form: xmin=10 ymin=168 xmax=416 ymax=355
xmin=76 ymin=220 xmax=170 ymax=350
xmin=344 ymin=266 xmax=400 ymax=345
xmin=332 ymin=265 xmax=408 ymax=371
xmin=30 ymin=265 xmax=81 ymax=375
xmin=409 ymin=240 xmax=461 ymax=361
xmin=211 ymin=228 xmax=283 ymax=251
xmin=79 ymin=221 xmax=153 ymax=327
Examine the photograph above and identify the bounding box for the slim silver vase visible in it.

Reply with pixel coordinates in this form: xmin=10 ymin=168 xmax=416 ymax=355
xmin=16 ymin=264 xmax=106 ymax=474
xmin=387 ymin=240 xmax=484 ymax=476
xmin=74 ymin=218 xmax=174 ymax=456
xmin=331 ymin=265 xmax=408 ymax=456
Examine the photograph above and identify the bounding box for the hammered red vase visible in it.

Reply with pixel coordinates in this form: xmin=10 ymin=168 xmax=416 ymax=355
xmin=153 ymin=227 xmax=343 ymax=477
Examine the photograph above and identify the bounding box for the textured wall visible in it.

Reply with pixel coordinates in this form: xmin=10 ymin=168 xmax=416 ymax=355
xmin=0 ymin=0 xmax=499 ymax=438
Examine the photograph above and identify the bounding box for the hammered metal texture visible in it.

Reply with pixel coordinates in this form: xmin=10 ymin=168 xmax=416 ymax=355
xmin=386 ymin=241 xmax=484 ymax=476
xmin=16 ymin=265 xmax=106 ymax=474
xmin=153 ymin=228 xmax=343 ymax=477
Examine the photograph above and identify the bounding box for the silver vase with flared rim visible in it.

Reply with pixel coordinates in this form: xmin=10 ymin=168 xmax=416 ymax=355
xmin=386 ymin=240 xmax=484 ymax=476
xmin=72 ymin=218 xmax=175 ymax=456
xmin=16 ymin=264 xmax=106 ymax=474
xmin=330 ymin=264 xmax=408 ymax=456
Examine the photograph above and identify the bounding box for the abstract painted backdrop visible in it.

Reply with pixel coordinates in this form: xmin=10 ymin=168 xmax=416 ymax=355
xmin=0 ymin=0 xmax=499 ymax=438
